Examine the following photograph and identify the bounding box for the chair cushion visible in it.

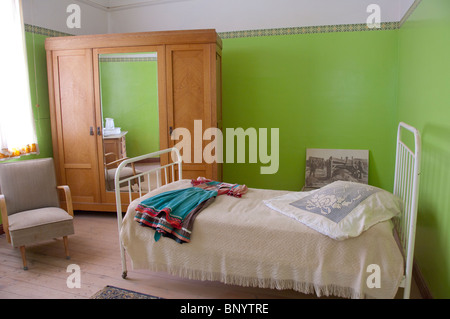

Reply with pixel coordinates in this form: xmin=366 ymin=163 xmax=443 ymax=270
xmin=8 ymin=207 xmax=73 ymax=231
xmin=8 ymin=207 xmax=74 ymax=248
xmin=106 ymin=167 xmax=143 ymax=191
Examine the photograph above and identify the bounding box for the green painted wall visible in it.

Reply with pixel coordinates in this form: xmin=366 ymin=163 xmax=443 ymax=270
xmin=99 ymin=59 xmax=159 ymax=157
xmin=25 ymin=32 xmax=53 ymax=160
xmin=222 ymin=30 xmax=399 ymax=192
xmin=397 ymin=0 xmax=450 ymax=298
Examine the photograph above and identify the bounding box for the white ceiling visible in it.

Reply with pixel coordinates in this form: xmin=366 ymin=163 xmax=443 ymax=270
xmin=106 ymin=0 xmax=417 ymax=34
xmin=81 ymin=0 xmax=415 ymax=18
xmin=87 ymin=0 xmax=154 ymax=6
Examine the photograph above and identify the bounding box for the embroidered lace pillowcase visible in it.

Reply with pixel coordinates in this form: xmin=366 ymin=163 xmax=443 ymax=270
xmin=263 ymin=181 xmax=402 ymax=241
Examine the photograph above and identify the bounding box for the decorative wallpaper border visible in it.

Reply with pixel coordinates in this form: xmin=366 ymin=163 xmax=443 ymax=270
xmin=24 ymin=24 xmax=72 ymax=37
xmin=26 ymin=22 xmax=400 ymax=40
xmin=218 ymin=22 xmax=399 ymax=39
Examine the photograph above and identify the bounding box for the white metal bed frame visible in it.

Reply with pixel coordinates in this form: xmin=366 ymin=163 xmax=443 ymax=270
xmin=393 ymin=122 xmax=421 ymax=299
xmin=115 ymin=148 xmax=183 ymax=280
xmin=114 ymin=122 xmax=421 ymax=299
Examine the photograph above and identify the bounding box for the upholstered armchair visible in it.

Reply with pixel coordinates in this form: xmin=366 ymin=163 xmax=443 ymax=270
xmin=0 ymin=158 xmax=74 ymax=270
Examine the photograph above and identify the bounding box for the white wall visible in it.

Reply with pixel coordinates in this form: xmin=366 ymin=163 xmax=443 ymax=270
xmin=108 ymin=0 xmax=416 ymax=34
xmin=22 ymin=0 xmax=109 ymax=35
xmin=21 ymin=0 xmax=416 ymax=35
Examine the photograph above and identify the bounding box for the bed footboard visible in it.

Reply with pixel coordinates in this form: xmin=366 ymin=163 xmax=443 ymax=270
xmin=114 ymin=147 xmax=182 ymax=279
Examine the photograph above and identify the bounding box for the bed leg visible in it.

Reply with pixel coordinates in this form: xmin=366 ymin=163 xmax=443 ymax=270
xmin=119 ymin=241 xmax=128 ymax=279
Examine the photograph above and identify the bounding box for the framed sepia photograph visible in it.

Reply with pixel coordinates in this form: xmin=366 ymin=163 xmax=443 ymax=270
xmin=304 ymin=148 xmax=369 ymax=190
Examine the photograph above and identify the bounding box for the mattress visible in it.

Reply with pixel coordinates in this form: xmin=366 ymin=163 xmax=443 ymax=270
xmin=120 ymin=180 xmax=404 ymax=299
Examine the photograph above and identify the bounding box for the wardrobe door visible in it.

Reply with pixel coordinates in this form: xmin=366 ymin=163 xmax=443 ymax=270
xmin=165 ymin=44 xmax=218 ymax=180
xmin=51 ymin=49 xmax=101 ymax=205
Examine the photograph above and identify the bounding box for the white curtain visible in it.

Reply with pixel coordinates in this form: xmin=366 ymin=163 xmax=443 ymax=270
xmin=0 ymin=0 xmax=38 ymax=160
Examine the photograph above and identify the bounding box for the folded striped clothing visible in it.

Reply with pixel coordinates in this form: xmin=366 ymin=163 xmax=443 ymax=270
xmin=135 ymin=187 xmax=217 ymax=244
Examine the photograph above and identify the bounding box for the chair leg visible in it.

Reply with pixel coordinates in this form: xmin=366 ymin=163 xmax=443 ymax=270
xmin=63 ymin=236 xmax=70 ymax=260
xmin=19 ymin=246 xmax=28 ymax=270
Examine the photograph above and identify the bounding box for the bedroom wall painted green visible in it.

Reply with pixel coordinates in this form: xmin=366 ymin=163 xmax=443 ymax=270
xmin=99 ymin=59 xmax=160 ymax=157
xmin=25 ymin=32 xmax=53 ymax=160
xmin=221 ymin=30 xmax=399 ymax=192
xmin=397 ymin=0 xmax=450 ymax=298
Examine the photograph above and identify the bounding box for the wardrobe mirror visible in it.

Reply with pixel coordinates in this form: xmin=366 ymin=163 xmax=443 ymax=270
xmin=98 ymin=52 xmax=161 ymax=193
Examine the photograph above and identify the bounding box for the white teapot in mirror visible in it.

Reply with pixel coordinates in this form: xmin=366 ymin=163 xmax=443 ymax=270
xmin=103 ymin=118 xmax=121 ymax=136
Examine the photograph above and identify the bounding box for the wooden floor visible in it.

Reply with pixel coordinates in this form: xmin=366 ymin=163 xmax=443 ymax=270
xmin=0 ymin=211 xmax=423 ymax=299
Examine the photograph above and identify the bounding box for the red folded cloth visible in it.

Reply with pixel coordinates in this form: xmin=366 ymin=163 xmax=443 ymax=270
xmin=191 ymin=177 xmax=248 ymax=198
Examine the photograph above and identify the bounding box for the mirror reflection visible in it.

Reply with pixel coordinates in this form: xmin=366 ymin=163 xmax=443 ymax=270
xmin=98 ymin=52 xmax=160 ymax=192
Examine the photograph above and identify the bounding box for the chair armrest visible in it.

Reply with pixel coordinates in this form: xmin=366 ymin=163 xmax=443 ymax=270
xmin=57 ymin=185 xmax=74 ymax=217
xmin=105 ymin=157 xmax=138 ymax=175
xmin=0 ymin=194 xmax=11 ymax=243
xmin=105 ymin=156 xmax=130 ymax=168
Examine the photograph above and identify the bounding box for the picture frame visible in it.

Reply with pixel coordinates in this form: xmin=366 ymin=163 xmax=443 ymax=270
xmin=304 ymin=148 xmax=369 ymax=190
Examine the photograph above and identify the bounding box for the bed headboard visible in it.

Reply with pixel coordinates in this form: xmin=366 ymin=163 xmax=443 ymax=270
xmin=114 ymin=147 xmax=183 ymax=203
xmin=114 ymin=147 xmax=183 ymax=278
xmin=393 ymin=122 xmax=421 ymax=299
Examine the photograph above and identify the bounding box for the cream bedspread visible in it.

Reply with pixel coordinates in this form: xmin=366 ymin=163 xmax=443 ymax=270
xmin=120 ymin=180 xmax=404 ymax=299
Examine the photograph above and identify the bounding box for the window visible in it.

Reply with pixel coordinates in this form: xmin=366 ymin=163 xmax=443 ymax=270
xmin=0 ymin=0 xmax=38 ymax=160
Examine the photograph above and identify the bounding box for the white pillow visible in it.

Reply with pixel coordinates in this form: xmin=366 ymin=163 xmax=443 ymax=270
xmin=263 ymin=181 xmax=402 ymax=240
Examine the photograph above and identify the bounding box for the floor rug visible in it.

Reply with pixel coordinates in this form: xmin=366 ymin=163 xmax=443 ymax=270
xmin=90 ymin=285 xmax=163 ymax=299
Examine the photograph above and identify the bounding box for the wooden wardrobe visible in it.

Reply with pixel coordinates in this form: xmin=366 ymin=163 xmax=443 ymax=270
xmin=45 ymin=29 xmax=222 ymax=212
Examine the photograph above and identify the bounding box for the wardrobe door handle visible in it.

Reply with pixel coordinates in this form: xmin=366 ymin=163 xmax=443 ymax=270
xmin=97 ymin=127 xmax=101 ymax=135
xmin=90 ymin=127 xmax=94 ymax=136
